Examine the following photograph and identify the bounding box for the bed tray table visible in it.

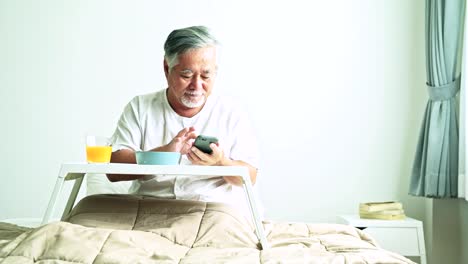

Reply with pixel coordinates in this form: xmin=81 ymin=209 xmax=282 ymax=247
xmin=41 ymin=162 xmax=268 ymax=249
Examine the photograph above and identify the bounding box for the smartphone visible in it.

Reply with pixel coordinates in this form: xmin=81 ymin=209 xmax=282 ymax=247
xmin=194 ymin=135 xmax=219 ymax=154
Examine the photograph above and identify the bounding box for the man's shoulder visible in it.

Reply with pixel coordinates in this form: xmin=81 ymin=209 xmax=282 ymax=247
xmin=130 ymin=89 xmax=165 ymax=106
xmin=209 ymin=93 xmax=244 ymax=112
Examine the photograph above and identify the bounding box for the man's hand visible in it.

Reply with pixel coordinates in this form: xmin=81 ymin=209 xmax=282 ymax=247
xmin=187 ymin=142 xmax=226 ymax=166
xmin=188 ymin=143 xmax=257 ymax=186
xmin=107 ymin=127 xmax=197 ymax=182
xmin=154 ymin=127 xmax=197 ymax=154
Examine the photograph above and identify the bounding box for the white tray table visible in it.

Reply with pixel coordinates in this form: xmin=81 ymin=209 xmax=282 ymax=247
xmin=41 ymin=163 xmax=269 ymax=249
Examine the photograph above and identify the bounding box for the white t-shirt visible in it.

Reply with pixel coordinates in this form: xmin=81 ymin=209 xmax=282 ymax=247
xmin=110 ymin=88 xmax=262 ymax=217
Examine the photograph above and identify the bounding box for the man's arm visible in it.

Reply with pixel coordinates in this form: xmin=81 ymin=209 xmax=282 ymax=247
xmin=106 ymin=149 xmax=141 ymax=182
xmin=219 ymin=158 xmax=257 ymax=186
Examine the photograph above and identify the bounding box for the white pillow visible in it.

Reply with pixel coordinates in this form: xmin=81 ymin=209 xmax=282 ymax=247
xmin=86 ymin=173 xmax=132 ymax=195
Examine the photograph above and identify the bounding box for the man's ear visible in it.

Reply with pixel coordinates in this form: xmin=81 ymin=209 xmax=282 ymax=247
xmin=163 ymin=59 xmax=169 ymax=78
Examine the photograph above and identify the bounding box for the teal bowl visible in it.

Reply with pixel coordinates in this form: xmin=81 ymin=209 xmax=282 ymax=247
xmin=135 ymin=151 xmax=181 ymax=165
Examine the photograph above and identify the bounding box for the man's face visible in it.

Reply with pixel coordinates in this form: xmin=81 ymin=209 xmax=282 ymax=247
xmin=165 ymin=47 xmax=217 ymax=113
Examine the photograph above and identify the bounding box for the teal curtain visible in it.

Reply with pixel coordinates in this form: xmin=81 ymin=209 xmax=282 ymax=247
xmin=410 ymin=0 xmax=465 ymax=198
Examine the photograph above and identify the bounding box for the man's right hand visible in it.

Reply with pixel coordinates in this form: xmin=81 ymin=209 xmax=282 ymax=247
xmin=107 ymin=127 xmax=197 ymax=182
xmin=155 ymin=127 xmax=197 ymax=154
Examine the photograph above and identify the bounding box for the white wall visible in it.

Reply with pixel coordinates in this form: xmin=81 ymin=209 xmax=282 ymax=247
xmin=0 ymin=0 xmax=427 ymax=228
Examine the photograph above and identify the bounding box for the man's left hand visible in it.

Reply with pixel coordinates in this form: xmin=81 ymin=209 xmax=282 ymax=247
xmin=187 ymin=143 xmax=228 ymax=166
xmin=188 ymin=143 xmax=257 ymax=186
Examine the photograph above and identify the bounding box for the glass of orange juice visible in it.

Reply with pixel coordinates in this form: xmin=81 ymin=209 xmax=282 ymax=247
xmin=86 ymin=136 xmax=112 ymax=163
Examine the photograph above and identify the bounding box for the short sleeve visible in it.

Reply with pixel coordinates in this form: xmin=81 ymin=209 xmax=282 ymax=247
xmin=229 ymin=108 xmax=260 ymax=169
xmin=110 ymin=97 xmax=143 ymax=152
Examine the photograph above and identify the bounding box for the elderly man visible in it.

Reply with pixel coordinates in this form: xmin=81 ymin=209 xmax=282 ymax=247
xmin=107 ymin=26 xmax=260 ymax=215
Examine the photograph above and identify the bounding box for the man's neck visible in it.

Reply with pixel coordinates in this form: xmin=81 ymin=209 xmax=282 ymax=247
xmin=173 ymin=106 xmax=203 ymax=118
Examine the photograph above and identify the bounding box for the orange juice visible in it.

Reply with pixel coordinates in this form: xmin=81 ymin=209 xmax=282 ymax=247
xmin=86 ymin=146 xmax=112 ymax=163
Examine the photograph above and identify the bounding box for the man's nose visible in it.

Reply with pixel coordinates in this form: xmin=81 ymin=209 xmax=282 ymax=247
xmin=190 ymin=75 xmax=203 ymax=89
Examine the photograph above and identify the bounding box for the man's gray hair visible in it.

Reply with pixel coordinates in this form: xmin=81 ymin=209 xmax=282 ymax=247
xmin=164 ymin=25 xmax=219 ymax=70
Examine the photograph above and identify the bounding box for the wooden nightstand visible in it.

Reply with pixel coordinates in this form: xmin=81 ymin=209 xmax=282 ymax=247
xmin=337 ymin=215 xmax=426 ymax=264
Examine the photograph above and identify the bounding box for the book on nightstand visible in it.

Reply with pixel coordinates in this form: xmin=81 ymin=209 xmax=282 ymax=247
xmin=359 ymin=201 xmax=405 ymax=220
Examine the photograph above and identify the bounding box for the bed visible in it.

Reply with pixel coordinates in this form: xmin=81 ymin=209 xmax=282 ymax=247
xmin=0 ymin=194 xmax=415 ymax=263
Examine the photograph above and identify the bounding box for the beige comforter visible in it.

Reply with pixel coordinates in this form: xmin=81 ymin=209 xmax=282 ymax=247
xmin=0 ymin=194 xmax=415 ymax=263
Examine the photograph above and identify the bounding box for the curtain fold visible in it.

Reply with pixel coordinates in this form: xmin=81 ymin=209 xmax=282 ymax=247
xmin=410 ymin=0 xmax=465 ymax=198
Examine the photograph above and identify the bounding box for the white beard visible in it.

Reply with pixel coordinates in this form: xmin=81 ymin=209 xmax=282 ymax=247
xmin=181 ymin=94 xmax=206 ymax=108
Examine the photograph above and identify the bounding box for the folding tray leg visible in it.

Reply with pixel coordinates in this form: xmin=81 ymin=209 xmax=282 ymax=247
xmin=61 ymin=175 xmax=85 ymax=220
xmin=242 ymin=178 xmax=269 ymax=249
xmin=41 ymin=176 xmax=65 ymax=225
